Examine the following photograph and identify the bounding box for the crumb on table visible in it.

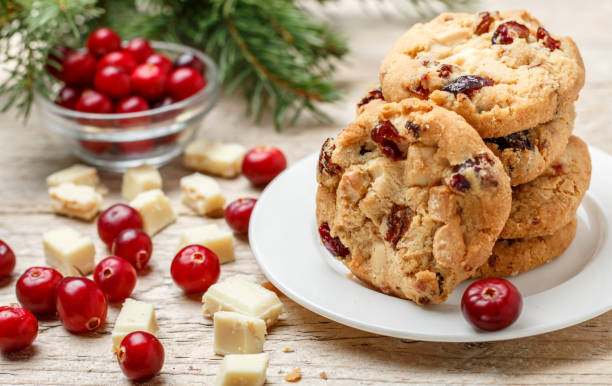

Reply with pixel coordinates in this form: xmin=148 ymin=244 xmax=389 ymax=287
xmin=285 ymin=368 xmax=302 ymax=382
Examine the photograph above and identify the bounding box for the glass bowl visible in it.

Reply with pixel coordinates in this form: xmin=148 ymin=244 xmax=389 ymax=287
xmin=36 ymin=41 xmax=219 ymax=172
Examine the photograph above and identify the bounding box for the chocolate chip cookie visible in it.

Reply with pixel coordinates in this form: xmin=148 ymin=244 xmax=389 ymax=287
xmin=501 ymin=136 xmax=591 ymax=239
xmin=379 ymin=10 xmax=585 ymax=138
xmin=316 ymin=98 xmax=511 ymax=305
xmin=474 ymin=217 xmax=577 ymax=278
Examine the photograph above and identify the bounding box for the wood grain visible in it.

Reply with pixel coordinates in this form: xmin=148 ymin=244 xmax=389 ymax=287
xmin=1 ymin=0 xmax=612 ymax=384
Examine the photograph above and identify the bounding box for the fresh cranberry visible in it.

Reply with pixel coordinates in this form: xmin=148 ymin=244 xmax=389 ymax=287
xmin=159 ymin=133 xmax=180 ymax=144
xmin=80 ymin=140 xmax=113 ymax=153
xmin=86 ymin=27 xmax=121 ymax=56
xmin=151 ymin=96 xmax=178 ymax=123
xmin=171 ymin=245 xmax=220 ymax=293
xmin=94 ymin=66 xmax=131 ymax=99
xmin=0 ymin=240 xmax=16 ymax=278
xmin=97 ymin=51 xmax=138 ymax=74
xmin=16 ymin=267 xmax=63 ymax=315
xmin=492 ymin=21 xmax=530 ymax=45
xmin=224 ymin=198 xmax=257 ymax=234
xmin=55 ymin=277 xmax=107 ymax=333
xmin=74 ymin=89 xmax=114 ymax=114
xmin=0 ymin=304 xmax=38 ymax=352
xmin=94 ymin=256 xmax=137 ymax=302
xmin=117 ymin=331 xmax=164 ymax=381
xmin=166 ymin=67 xmax=206 ymax=101
xmin=116 ymin=95 xmax=151 ymax=128
xmin=131 ymin=64 xmax=167 ymax=101
xmin=173 ymin=52 xmax=205 ymax=74
xmin=118 ymin=140 xmax=156 ymax=154
xmin=112 ymin=229 xmax=153 ymax=270
xmin=55 ymin=86 xmax=81 ymax=109
xmin=97 ymin=204 xmax=144 ymax=247
xmin=46 ymin=46 xmax=73 ymax=80
xmin=242 ymin=146 xmax=287 ymax=186
xmin=442 ymin=75 xmax=494 ymax=97
xmin=123 ymin=38 xmax=154 ymax=63
xmin=146 ymin=54 xmax=173 ymax=74
xmin=537 ymin=27 xmax=561 ymax=51
xmin=318 ymin=222 xmax=349 ymax=258
xmin=62 ymin=52 xmax=97 ymax=87
xmin=461 ymin=278 xmax=522 ymax=331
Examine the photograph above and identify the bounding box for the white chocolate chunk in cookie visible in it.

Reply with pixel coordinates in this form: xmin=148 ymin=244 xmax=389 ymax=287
xmin=177 ymin=224 xmax=234 ymax=264
xmin=184 ymin=140 xmax=246 ymax=178
xmin=49 ymin=183 xmax=103 ymax=221
xmin=213 ymin=311 xmax=266 ymax=355
xmin=180 ymin=173 xmax=226 ymax=216
xmin=130 ymin=189 xmax=176 ymax=236
xmin=122 ymin=164 xmax=162 ymax=201
xmin=46 ymin=164 xmax=99 ymax=187
xmin=215 ymin=353 xmax=269 ymax=386
xmin=42 ymin=227 xmax=95 ymax=276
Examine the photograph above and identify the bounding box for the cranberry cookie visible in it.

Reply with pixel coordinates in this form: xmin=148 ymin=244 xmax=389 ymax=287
xmin=474 ymin=218 xmax=577 ymax=278
xmin=379 ymin=10 xmax=585 ymax=138
xmin=501 ymin=136 xmax=591 ymax=239
xmin=316 ymin=98 xmax=511 ymax=305
xmin=485 ymin=103 xmax=575 ymax=186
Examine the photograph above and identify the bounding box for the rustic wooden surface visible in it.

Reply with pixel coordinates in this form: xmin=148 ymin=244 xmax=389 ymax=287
xmin=1 ymin=1 xmax=611 ymax=384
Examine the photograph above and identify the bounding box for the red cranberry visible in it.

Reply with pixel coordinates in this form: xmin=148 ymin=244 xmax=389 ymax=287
xmin=461 ymin=278 xmax=522 ymax=331
xmin=171 ymin=245 xmax=220 ymax=293
xmin=98 ymin=51 xmax=138 ymax=74
xmin=371 ymin=120 xmax=406 ymax=160
xmin=93 ymin=256 xmax=137 ymax=302
xmin=442 ymin=75 xmax=494 ymax=97
xmin=94 ymin=66 xmax=131 ymax=99
xmin=242 ymin=146 xmax=287 ymax=186
xmin=146 ymin=54 xmax=173 ymax=74
xmin=118 ymin=140 xmax=156 ymax=154
xmin=537 ymin=27 xmax=561 ymax=51
xmin=449 ymin=173 xmax=471 ymax=192
xmin=80 ymin=140 xmax=113 ymax=154
xmin=318 ymin=222 xmax=349 ymax=258
xmin=492 ymin=21 xmax=530 ymax=45
xmin=173 ymin=52 xmax=205 ymax=74
xmin=116 ymin=95 xmax=151 ymax=128
xmin=0 ymin=304 xmax=38 ymax=352
xmin=474 ymin=11 xmax=493 ymax=35
xmin=74 ymin=89 xmax=114 ymax=114
xmin=131 ymin=64 xmax=167 ymax=101
xmin=166 ymin=67 xmax=206 ymax=101
xmin=117 ymin=331 xmax=164 ymax=381
xmin=224 ymin=198 xmax=257 ymax=234
xmin=357 ymin=88 xmax=384 ymax=108
xmin=56 ymin=277 xmax=107 ymax=333
xmin=87 ymin=27 xmax=121 ymax=56
xmin=0 ymin=240 xmax=16 ymax=278
xmin=123 ymin=38 xmax=154 ymax=63
xmin=55 ymin=86 xmax=81 ymax=109
xmin=16 ymin=267 xmax=63 ymax=315
xmin=46 ymin=46 xmax=73 ymax=80
xmin=151 ymin=96 xmax=178 ymax=123
xmin=98 ymin=204 xmax=144 ymax=248
xmin=62 ymin=52 xmax=97 ymax=87
xmin=112 ymin=229 xmax=153 ymax=270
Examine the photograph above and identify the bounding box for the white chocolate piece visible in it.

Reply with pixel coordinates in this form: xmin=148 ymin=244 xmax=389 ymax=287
xmin=112 ymin=299 xmax=158 ymax=351
xmin=42 ymin=227 xmax=95 ymax=276
xmin=46 ymin=164 xmax=100 ymax=187
xmin=180 ymin=173 xmax=226 ymax=216
xmin=215 ymin=353 xmax=269 ymax=386
xmin=213 ymin=311 xmax=266 ymax=356
xmin=130 ymin=189 xmax=176 ymax=236
xmin=122 ymin=164 xmax=163 ymax=201
xmin=177 ymin=224 xmax=234 ymax=264
xmin=48 ymin=183 xmax=103 ymax=221
xmin=203 ymin=276 xmax=283 ymax=327
xmin=184 ymin=140 xmax=246 ymax=178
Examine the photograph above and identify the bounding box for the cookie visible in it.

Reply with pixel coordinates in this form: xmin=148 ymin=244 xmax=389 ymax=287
xmin=474 ymin=218 xmax=577 ymax=278
xmin=501 ymin=136 xmax=591 ymax=239
xmin=316 ymin=98 xmax=511 ymax=305
xmin=484 ymin=103 xmax=575 ymax=186
xmin=379 ymin=10 xmax=585 ymax=138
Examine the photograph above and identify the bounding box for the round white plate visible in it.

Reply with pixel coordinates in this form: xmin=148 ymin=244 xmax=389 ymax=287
xmin=249 ymin=146 xmax=610 ymax=342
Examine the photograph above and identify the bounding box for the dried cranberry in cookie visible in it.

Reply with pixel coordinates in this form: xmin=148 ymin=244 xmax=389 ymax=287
xmin=357 ymin=88 xmax=384 ymax=108
xmin=315 ymin=98 xmax=511 ymax=305
xmin=379 ymin=10 xmax=585 ymax=138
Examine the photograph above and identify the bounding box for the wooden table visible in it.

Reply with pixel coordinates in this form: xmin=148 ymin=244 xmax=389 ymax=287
xmin=2 ymin=1 xmax=611 ymax=384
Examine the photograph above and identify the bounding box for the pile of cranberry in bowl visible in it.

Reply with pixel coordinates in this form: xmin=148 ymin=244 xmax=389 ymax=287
xmin=36 ymin=27 xmax=219 ymax=171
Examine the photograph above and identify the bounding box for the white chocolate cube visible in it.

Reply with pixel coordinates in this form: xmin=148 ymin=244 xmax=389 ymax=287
xmin=203 ymin=276 xmax=283 ymax=327
xmin=122 ymin=164 xmax=163 ymax=201
xmin=112 ymin=299 xmax=158 ymax=351
xmin=180 ymin=173 xmax=226 ymax=216
xmin=130 ymin=189 xmax=176 ymax=236
xmin=184 ymin=140 xmax=246 ymax=178
xmin=214 ymin=311 xmax=266 ymax=356
xmin=49 ymin=183 xmax=103 ymax=221
xmin=215 ymin=353 xmax=269 ymax=386
xmin=46 ymin=164 xmax=99 ymax=187
xmin=42 ymin=227 xmax=95 ymax=276
xmin=177 ymin=224 xmax=234 ymax=264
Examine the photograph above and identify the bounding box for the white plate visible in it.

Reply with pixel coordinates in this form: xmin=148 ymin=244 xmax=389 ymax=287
xmin=249 ymin=147 xmax=610 ymax=342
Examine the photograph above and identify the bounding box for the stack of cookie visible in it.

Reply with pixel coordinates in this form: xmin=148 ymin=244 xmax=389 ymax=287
xmin=316 ymin=10 xmax=590 ymax=305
